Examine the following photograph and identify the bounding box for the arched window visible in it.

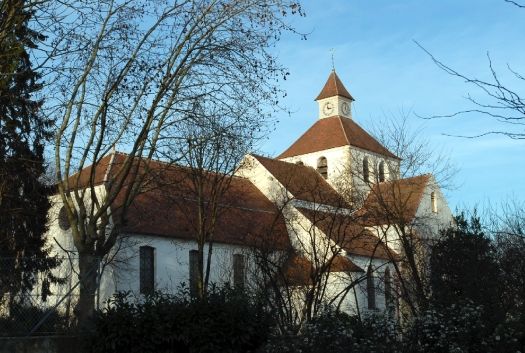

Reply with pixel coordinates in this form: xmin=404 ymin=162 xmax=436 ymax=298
xmin=233 ymin=254 xmax=246 ymax=289
xmin=367 ymin=265 xmax=376 ymax=310
xmin=378 ymin=161 xmax=385 ymax=182
xmin=363 ymin=157 xmax=370 ymax=183
xmin=140 ymin=246 xmax=155 ymax=295
xmin=431 ymin=192 xmax=437 ymax=213
xmin=317 ymin=157 xmax=328 ymax=179
xmin=384 ymin=267 xmax=393 ymax=311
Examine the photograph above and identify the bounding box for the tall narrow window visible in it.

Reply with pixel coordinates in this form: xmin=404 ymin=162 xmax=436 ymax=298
xmin=431 ymin=192 xmax=438 ymax=213
xmin=384 ymin=267 xmax=393 ymax=312
xmin=317 ymin=157 xmax=328 ymax=179
xmin=139 ymin=246 xmax=155 ymax=295
xmin=367 ymin=265 xmax=376 ymax=310
xmin=363 ymin=157 xmax=370 ymax=183
xmin=233 ymin=254 xmax=245 ymax=289
xmin=378 ymin=161 xmax=385 ymax=182
xmin=189 ymin=250 xmax=199 ymax=297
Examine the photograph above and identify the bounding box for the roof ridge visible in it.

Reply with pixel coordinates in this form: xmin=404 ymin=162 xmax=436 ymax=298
xmin=338 ymin=116 xmax=351 ymax=145
xmin=253 ymin=153 xmax=316 ymax=170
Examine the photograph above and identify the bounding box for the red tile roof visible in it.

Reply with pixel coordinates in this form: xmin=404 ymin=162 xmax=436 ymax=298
xmin=357 ymin=174 xmax=431 ymax=226
xmin=315 ymin=71 xmax=354 ymax=101
xmin=117 ymin=177 xmax=290 ymax=249
xmin=282 ymin=253 xmax=364 ymax=286
xmin=296 ymin=207 xmax=395 ymax=260
xmin=277 ymin=116 xmax=399 ymax=159
xmin=63 ymin=153 xmax=118 ymax=190
xmin=61 ymin=152 xmax=290 ymax=249
xmin=251 ymin=154 xmax=348 ymax=208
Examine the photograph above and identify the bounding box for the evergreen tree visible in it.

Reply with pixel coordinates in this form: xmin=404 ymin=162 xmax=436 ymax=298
xmin=430 ymin=212 xmax=504 ymax=328
xmin=0 ymin=0 xmax=59 ymax=302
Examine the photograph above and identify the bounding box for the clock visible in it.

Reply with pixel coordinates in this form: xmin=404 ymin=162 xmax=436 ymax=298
xmin=323 ymin=101 xmax=334 ymax=116
xmin=341 ymin=102 xmax=350 ymax=115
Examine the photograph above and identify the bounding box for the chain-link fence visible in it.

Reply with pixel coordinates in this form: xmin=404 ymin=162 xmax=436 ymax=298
xmin=0 ymin=256 xmax=100 ymax=337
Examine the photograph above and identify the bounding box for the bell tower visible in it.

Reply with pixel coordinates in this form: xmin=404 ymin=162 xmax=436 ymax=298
xmin=316 ymin=71 xmax=354 ymax=119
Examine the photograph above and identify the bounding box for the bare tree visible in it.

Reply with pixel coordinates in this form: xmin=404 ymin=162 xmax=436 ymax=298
xmin=414 ymin=1 xmax=525 ymax=139
xmin=341 ymin=116 xmax=459 ymax=320
xmin=369 ymin=111 xmax=458 ymax=191
xmin=244 ymin=156 xmax=393 ymax=333
xmin=160 ymin=104 xmax=259 ymax=298
xmin=34 ymin=0 xmax=303 ymax=325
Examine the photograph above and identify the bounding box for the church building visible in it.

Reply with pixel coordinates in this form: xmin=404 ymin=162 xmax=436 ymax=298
xmin=47 ymin=72 xmax=453 ymax=318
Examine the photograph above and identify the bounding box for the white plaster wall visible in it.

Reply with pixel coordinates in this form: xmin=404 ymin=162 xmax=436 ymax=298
xmin=413 ymin=179 xmax=454 ymax=239
xmin=279 ymin=145 xmax=351 ymax=190
xmin=104 ymin=235 xmax=255 ymax=302
xmin=278 ymin=145 xmax=400 ymax=198
xmin=237 ymin=155 xmax=292 ymax=206
xmin=349 ymin=146 xmax=401 ymax=197
xmin=43 ymin=186 xmax=112 ymax=310
xmin=348 ymin=255 xmax=392 ymax=314
xmin=317 ymin=96 xmax=353 ymax=119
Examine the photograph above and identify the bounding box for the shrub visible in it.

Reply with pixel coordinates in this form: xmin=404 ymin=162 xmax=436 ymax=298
xmin=402 ymin=303 xmax=489 ymax=353
xmin=0 ymin=304 xmax=65 ymax=336
xmin=263 ymin=309 xmax=400 ymax=353
xmin=90 ymin=286 xmax=272 ymax=353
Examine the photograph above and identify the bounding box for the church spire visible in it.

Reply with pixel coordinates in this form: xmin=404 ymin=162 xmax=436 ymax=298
xmin=316 ymin=71 xmax=354 ymax=119
xmin=315 ymin=71 xmax=354 ymax=101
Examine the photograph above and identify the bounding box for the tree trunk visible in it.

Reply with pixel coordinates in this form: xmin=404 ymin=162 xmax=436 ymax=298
xmin=74 ymin=253 xmax=100 ymax=329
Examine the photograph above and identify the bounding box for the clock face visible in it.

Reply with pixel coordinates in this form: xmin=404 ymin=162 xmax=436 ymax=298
xmin=323 ymin=101 xmax=334 ymax=116
xmin=341 ymin=102 xmax=350 ymax=115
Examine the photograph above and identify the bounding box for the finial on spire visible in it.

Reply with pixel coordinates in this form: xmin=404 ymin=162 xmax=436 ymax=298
xmin=330 ymin=48 xmax=336 ymax=71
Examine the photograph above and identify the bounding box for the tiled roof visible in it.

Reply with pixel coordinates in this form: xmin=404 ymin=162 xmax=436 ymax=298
xmin=251 ymin=154 xmax=348 ymax=208
xmin=62 ymin=152 xmax=290 ymax=249
xmin=63 ymin=153 xmax=120 ymax=190
xmin=315 ymin=71 xmax=354 ymax=101
xmin=277 ymin=116 xmax=399 ymax=159
xmin=282 ymin=253 xmax=364 ymax=286
xmin=117 ymin=177 xmax=289 ymax=249
xmin=297 ymin=207 xmax=395 ymax=260
xmin=357 ymin=174 xmax=431 ymax=226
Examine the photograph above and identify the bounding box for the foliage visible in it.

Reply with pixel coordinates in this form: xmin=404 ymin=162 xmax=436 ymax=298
xmin=263 ymin=310 xmax=400 ymax=353
xmin=0 ymin=304 xmax=65 ymax=336
xmin=91 ymin=286 xmax=272 ymax=353
xmin=0 ymin=0 xmax=60 ymax=300
xmin=429 ymin=212 xmax=504 ymax=326
xmin=262 ymin=304 xmax=524 ymax=353
xmin=403 ymin=303 xmax=488 ymax=353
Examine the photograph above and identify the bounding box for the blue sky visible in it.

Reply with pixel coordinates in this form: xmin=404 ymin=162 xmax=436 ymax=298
xmin=261 ymin=0 xmax=525 ymax=211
